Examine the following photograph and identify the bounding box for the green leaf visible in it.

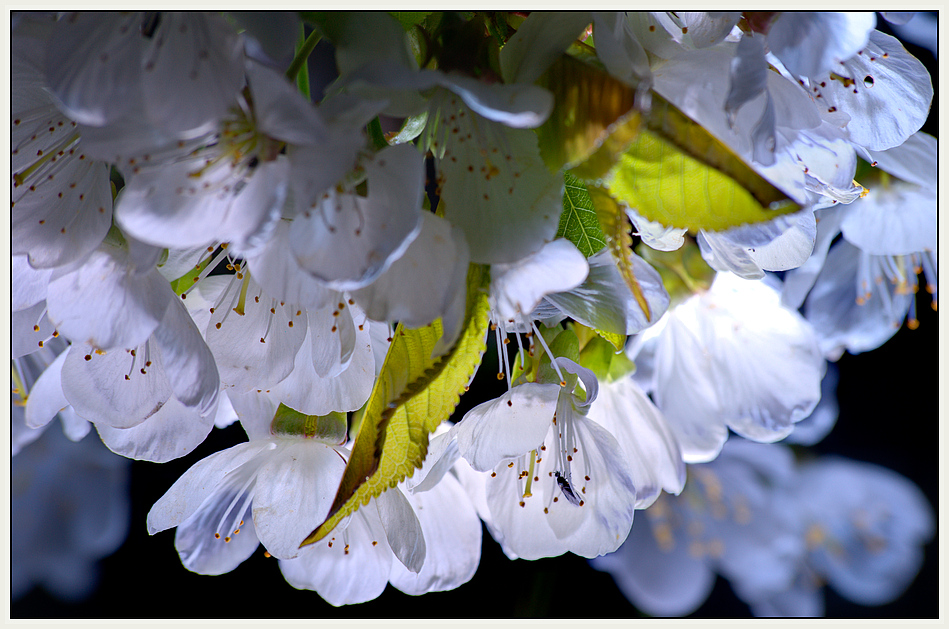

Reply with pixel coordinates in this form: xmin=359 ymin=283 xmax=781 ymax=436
xmin=603 ymin=94 xmax=800 ymax=233
xmin=558 ymin=172 xmax=606 ymax=257
xmin=387 ymin=112 xmax=429 ymax=146
xmin=270 ymin=403 xmax=347 ymax=444
xmin=301 ymin=264 xmax=491 ymax=547
xmin=536 ymin=327 xmax=580 ymax=387
xmin=390 ymin=12 xmax=432 ymax=31
xmin=536 ymin=54 xmax=644 ymax=179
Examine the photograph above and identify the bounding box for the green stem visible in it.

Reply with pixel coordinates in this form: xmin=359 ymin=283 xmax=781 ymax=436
xmin=286 ymin=28 xmax=322 ymax=94
xmin=367 ymin=117 xmax=389 ymax=151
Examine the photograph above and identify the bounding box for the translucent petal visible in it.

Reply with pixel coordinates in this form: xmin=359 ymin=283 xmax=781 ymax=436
xmin=205 ymin=276 xmax=307 ymax=392
xmin=152 ymin=293 xmax=220 ymax=417
xmin=590 ymin=513 xmax=716 ymax=617
xmin=768 ymin=12 xmax=875 ymax=78
xmin=587 ymin=378 xmax=685 ymax=508
xmin=815 ymin=30 xmax=932 ymax=150
xmin=279 ymin=503 xmax=392 ymax=606
xmin=95 ymin=395 xmax=215 ymax=462
xmin=24 ymin=350 xmax=70 ymax=431
xmin=148 ymin=440 xmax=273 ymax=533
xmin=490 ymin=239 xmax=589 ymax=321
xmin=375 ymin=487 xmax=426 ymax=574
xmin=290 ymin=144 xmax=424 ymax=290
xmin=142 ymin=13 xmax=244 ymax=136
xmin=389 ymin=474 xmax=481 ymax=594
xmin=438 ymin=74 xmax=553 ymax=129
xmin=352 ymin=212 xmax=470 ymax=330
xmin=452 ymin=383 xmax=561 ymax=472
xmin=434 ymin=96 xmax=562 ymax=264
xmin=46 ymin=240 xmax=176 ymax=349
xmin=44 ymin=12 xmax=143 ymax=126
xmin=253 ymin=441 xmax=345 ymax=560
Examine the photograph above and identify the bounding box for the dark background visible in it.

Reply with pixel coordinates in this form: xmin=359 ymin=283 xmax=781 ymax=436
xmin=12 ymin=13 xmax=939 ymax=619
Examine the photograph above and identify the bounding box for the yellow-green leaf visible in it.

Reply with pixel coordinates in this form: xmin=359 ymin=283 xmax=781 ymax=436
xmin=604 ymin=94 xmax=800 ymax=233
xmin=588 ymin=185 xmax=652 ymax=322
xmin=558 ymin=172 xmax=606 ymax=257
xmin=301 ymin=264 xmax=491 ymax=547
xmin=270 ymin=403 xmax=347 ymax=444
xmin=536 ymin=54 xmax=643 ymax=178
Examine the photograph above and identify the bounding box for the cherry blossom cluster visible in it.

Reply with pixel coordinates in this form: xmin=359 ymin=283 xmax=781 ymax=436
xmin=11 ymin=11 xmax=935 ymax=614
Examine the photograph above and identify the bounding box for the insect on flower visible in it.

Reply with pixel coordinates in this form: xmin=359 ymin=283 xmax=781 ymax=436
xmin=554 ymin=470 xmax=582 ymax=506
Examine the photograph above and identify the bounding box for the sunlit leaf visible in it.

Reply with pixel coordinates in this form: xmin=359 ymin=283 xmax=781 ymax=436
xmin=557 ymin=172 xmax=606 ymax=257
xmin=603 ymin=95 xmax=800 ymax=232
xmin=536 ymin=54 xmax=643 ymax=179
xmin=301 ymin=264 xmax=491 ymax=547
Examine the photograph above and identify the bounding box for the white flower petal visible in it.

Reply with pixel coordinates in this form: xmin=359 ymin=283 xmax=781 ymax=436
xmin=24 ymin=349 xmax=70 ymax=431
xmin=546 ymin=248 xmax=669 ymax=335
xmin=376 ymin=488 xmax=426 ymax=574
xmin=840 ymin=185 xmax=935 ymax=256
xmin=46 ymin=242 xmax=172 ymax=350
xmin=483 ymin=459 xmax=570 ymax=560
xmin=702 ymin=274 xmax=825 ymax=441
xmin=245 ymin=219 xmax=338 ymax=312
xmin=437 ymin=74 xmax=553 ymax=129
xmin=205 ymin=277 xmax=307 ymax=391
xmin=173 ymin=505 xmax=260 ymax=576
xmin=434 ymin=97 xmax=562 ymax=264
xmin=267 ymin=322 xmax=375 ymax=417
xmin=546 ymin=418 xmax=638 ymax=558
xmin=279 ymin=503 xmax=393 ymax=606
xmin=816 ymin=30 xmax=932 ymax=150
xmin=389 ymin=473 xmax=481 ymax=595
xmin=253 ymin=441 xmax=345 ymax=560
xmin=803 ymin=241 xmax=912 ymax=358
xmin=678 ymin=12 xmax=741 ymax=48
xmin=12 ymin=302 xmax=56 ymax=360
xmin=865 ymin=130 xmax=936 ymax=188
xmin=768 ymin=12 xmax=875 ymax=78
xmin=290 ymin=144 xmax=424 ymax=289
xmin=591 ymin=514 xmax=716 ymax=617
xmin=592 ymin=12 xmax=653 ymax=85
xmin=44 ymin=13 xmax=144 ymax=127
xmin=152 ymin=293 xmax=220 ymax=417
xmin=12 ymin=143 xmax=113 ymax=270
xmin=653 ymin=313 xmax=729 ymax=463
xmin=12 ymin=255 xmax=51 ymax=312
xmin=95 ymin=395 xmax=215 ymax=462
xmin=141 ymin=13 xmax=244 ymax=136
xmin=147 ymin=442 xmax=273 ymax=534
xmin=588 ymin=378 xmax=685 ymax=508
xmin=452 ymin=383 xmax=561 ymax=472
xmin=116 ymin=156 xmax=287 ymax=251
xmin=62 ymin=341 xmax=171 ymax=429
xmin=352 ymin=212 xmax=470 ymax=330
xmin=628 ymin=208 xmax=688 ymax=251
xmin=491 ymin=239 xmax=589 ymax=321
